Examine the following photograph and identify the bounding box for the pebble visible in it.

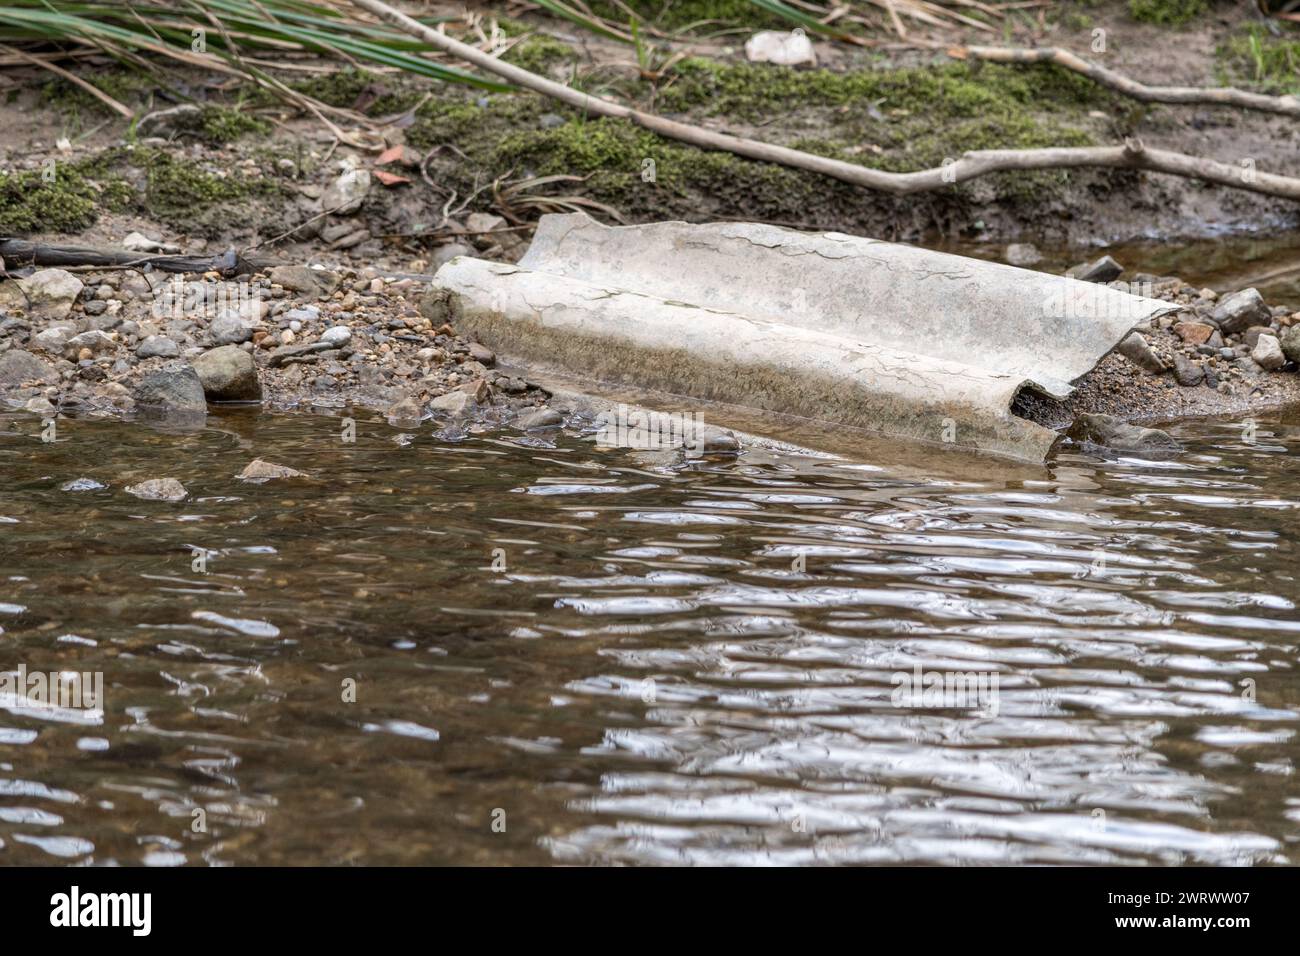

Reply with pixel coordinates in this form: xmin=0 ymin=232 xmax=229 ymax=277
xmin=124 ymin=478 xmax=188 ymax=501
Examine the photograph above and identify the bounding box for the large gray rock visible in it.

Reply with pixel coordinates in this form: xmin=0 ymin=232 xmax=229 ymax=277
xmin=193 ymin=345 xmax=261 ymax=402
xmin=32 ymin=326 xmax=75 ymax=354
xmin=1067 ymin=413 xmax=1180 ymax=455
xmin=133 ymin=361 xmax=207 ymax=414
xmin=1280 ymin=325 xmax=1300 ymax=365
xmin=1211 ymin=288 xmax=1271 ymax=336
xmin=0 ymin=349 xmax=58 ymax=388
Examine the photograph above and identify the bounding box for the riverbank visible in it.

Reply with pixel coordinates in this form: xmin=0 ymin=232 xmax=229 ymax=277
xmin=2 ymin=246 xmax=1299 ymax=460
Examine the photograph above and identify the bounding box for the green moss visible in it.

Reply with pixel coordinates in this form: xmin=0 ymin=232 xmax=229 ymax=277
xmin=657 ymin=58 xmax=1110 ymax=120
xmin=501 ymin=35 xmax=578 ymax=74
xmin=0 ymin=156 xmax=132 ymax=234
xmin=0 ymin=145 xmax=289 ymax=235
xmin=40 ymin=70 xmax=154 ymax=128
xmin=251 ymin=68 xmax=421 ymax=116
xmin=406 ymin=96 xmax=550 ymax=153
xmin=1218 ymin=24 xmax=1300 ymax=95
xmin=198 ymin=106 xmax=269 ymax=143
xmin=1128 ymin=0 xmax=1205 ymax=25
xmin=134 ymin=148 xmax=282 ymax=224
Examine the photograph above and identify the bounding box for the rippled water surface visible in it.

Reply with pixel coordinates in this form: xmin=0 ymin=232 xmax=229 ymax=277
xmin=2 ymin=406 xmax=1299 ymax=866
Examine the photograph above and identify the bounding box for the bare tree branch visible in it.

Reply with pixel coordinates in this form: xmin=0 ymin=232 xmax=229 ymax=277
xmin=349 ymin=0 xmax=1300 ymax=203
xmin=947 ymin=44 xmax=1300 ymax=119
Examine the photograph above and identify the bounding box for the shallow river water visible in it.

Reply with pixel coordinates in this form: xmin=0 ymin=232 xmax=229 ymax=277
xmin=2 ymin=405 xmax=1298 ymax=866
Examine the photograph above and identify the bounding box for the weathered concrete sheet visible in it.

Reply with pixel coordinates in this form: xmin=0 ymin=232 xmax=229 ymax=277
xmin=434 ymin=214 xmax=1179 ymax=461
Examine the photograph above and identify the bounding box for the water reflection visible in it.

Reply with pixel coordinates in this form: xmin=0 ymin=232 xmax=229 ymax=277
xmin=0 ymin=406 xmax=1297 ymax=865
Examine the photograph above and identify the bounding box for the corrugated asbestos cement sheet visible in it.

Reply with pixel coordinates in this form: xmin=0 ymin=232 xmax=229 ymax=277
xmin=433 ymin=214 xmax=1179 ymax=461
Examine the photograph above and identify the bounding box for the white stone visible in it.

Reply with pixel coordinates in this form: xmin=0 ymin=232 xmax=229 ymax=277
xmin=744 ymin=30 xmax=816 ymax=66
xmin=1252 ymin=333 xmax=1286 ymax=371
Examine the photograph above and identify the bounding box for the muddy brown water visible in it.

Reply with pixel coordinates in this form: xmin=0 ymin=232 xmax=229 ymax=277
xmin=2 ymin=403 xmax=1299 ymax=866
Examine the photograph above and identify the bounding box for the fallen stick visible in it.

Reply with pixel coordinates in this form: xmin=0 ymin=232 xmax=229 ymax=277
xmin=947 ymin=45 xmax=1300 ymax=119
xmin=0 ymin=239 xmax=268 ymax=276
xmin=350 ymin=0 xmax=1300 ymax=202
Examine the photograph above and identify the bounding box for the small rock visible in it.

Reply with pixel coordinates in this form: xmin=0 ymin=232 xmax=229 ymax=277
xmin=123 ymin=231 xmax=181 ymax=254
xmin=386 ymin=395 xmax=424 ymax=425
xmin=1173 ymin=321 xmax=1215 ymax=346
xmin=430 ymin=389 xmax=474 ymax=418
xmin=514 ymin=407 xmax=563 ymax=430
xmin=1067 ymin=413 xmax=1180 ymax=455
xmin=237 ymin=459 xmax=307 ymax=481
xmin=24 ymin=396 xmax=56 ymax=416
xmin=1242 ymin=325 xmax=1274 ymax=350
xmin=210 ymin=310 xmax=254 ymax=345
xmin=269 ymin=265 xmax=338 ymax=297
xmin=320 ymin=325 xmax=352 ymax=348
xmin=193 ymin=345 xmax=262 ymax=402
xmin=467 ymin=342 xmax=496 ymax=367
xmin=1070 ymin=255 xmax=1124 ymax=283
xmin=1211 ymin=288 xmax=1271 ymax=335
xmin=744 ymin=29 xmax=816 ymax=66
xmin=137 ymin=335 xmax=180 ymax=359
xmin=1116 ymin=332 xmax=1164 ymax=373
xmin=321 ymin=167 xmax=371 ymax=215
xmin=17 ymin=269 xmax=83 ymax=320
xmin=432 ymin=243 xmax=473 ymax=269
xmin=697 ymin=430 xmax=741 ymax=456
xmin=60 ymin=478 xmax=106 ymax=492
xmin=63 ymin=330 xmax=117 ymax=358
xmin=1004 ymin=243 xmax=1042 ymax=267
xmin=133 ymin=361 xmax=207 ymax=415
xmin=1251 ymin=334 xmax=1286 ymax=371
xmin=465 ymin=212 xmax=514 ymax=250
xmin=1172 ymin=355 xmax=1204 ymax=387
xmin=124 ymin=478 xmax=188 ymax=502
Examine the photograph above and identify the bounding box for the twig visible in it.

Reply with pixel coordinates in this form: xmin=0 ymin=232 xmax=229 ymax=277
xmin=351 ymin=0 xmax=1300 ymax=202
xmin=0 ymin=43 xmax=133 ymax=118
xmin=947 ymin=44 xmax=1300 ymax=118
